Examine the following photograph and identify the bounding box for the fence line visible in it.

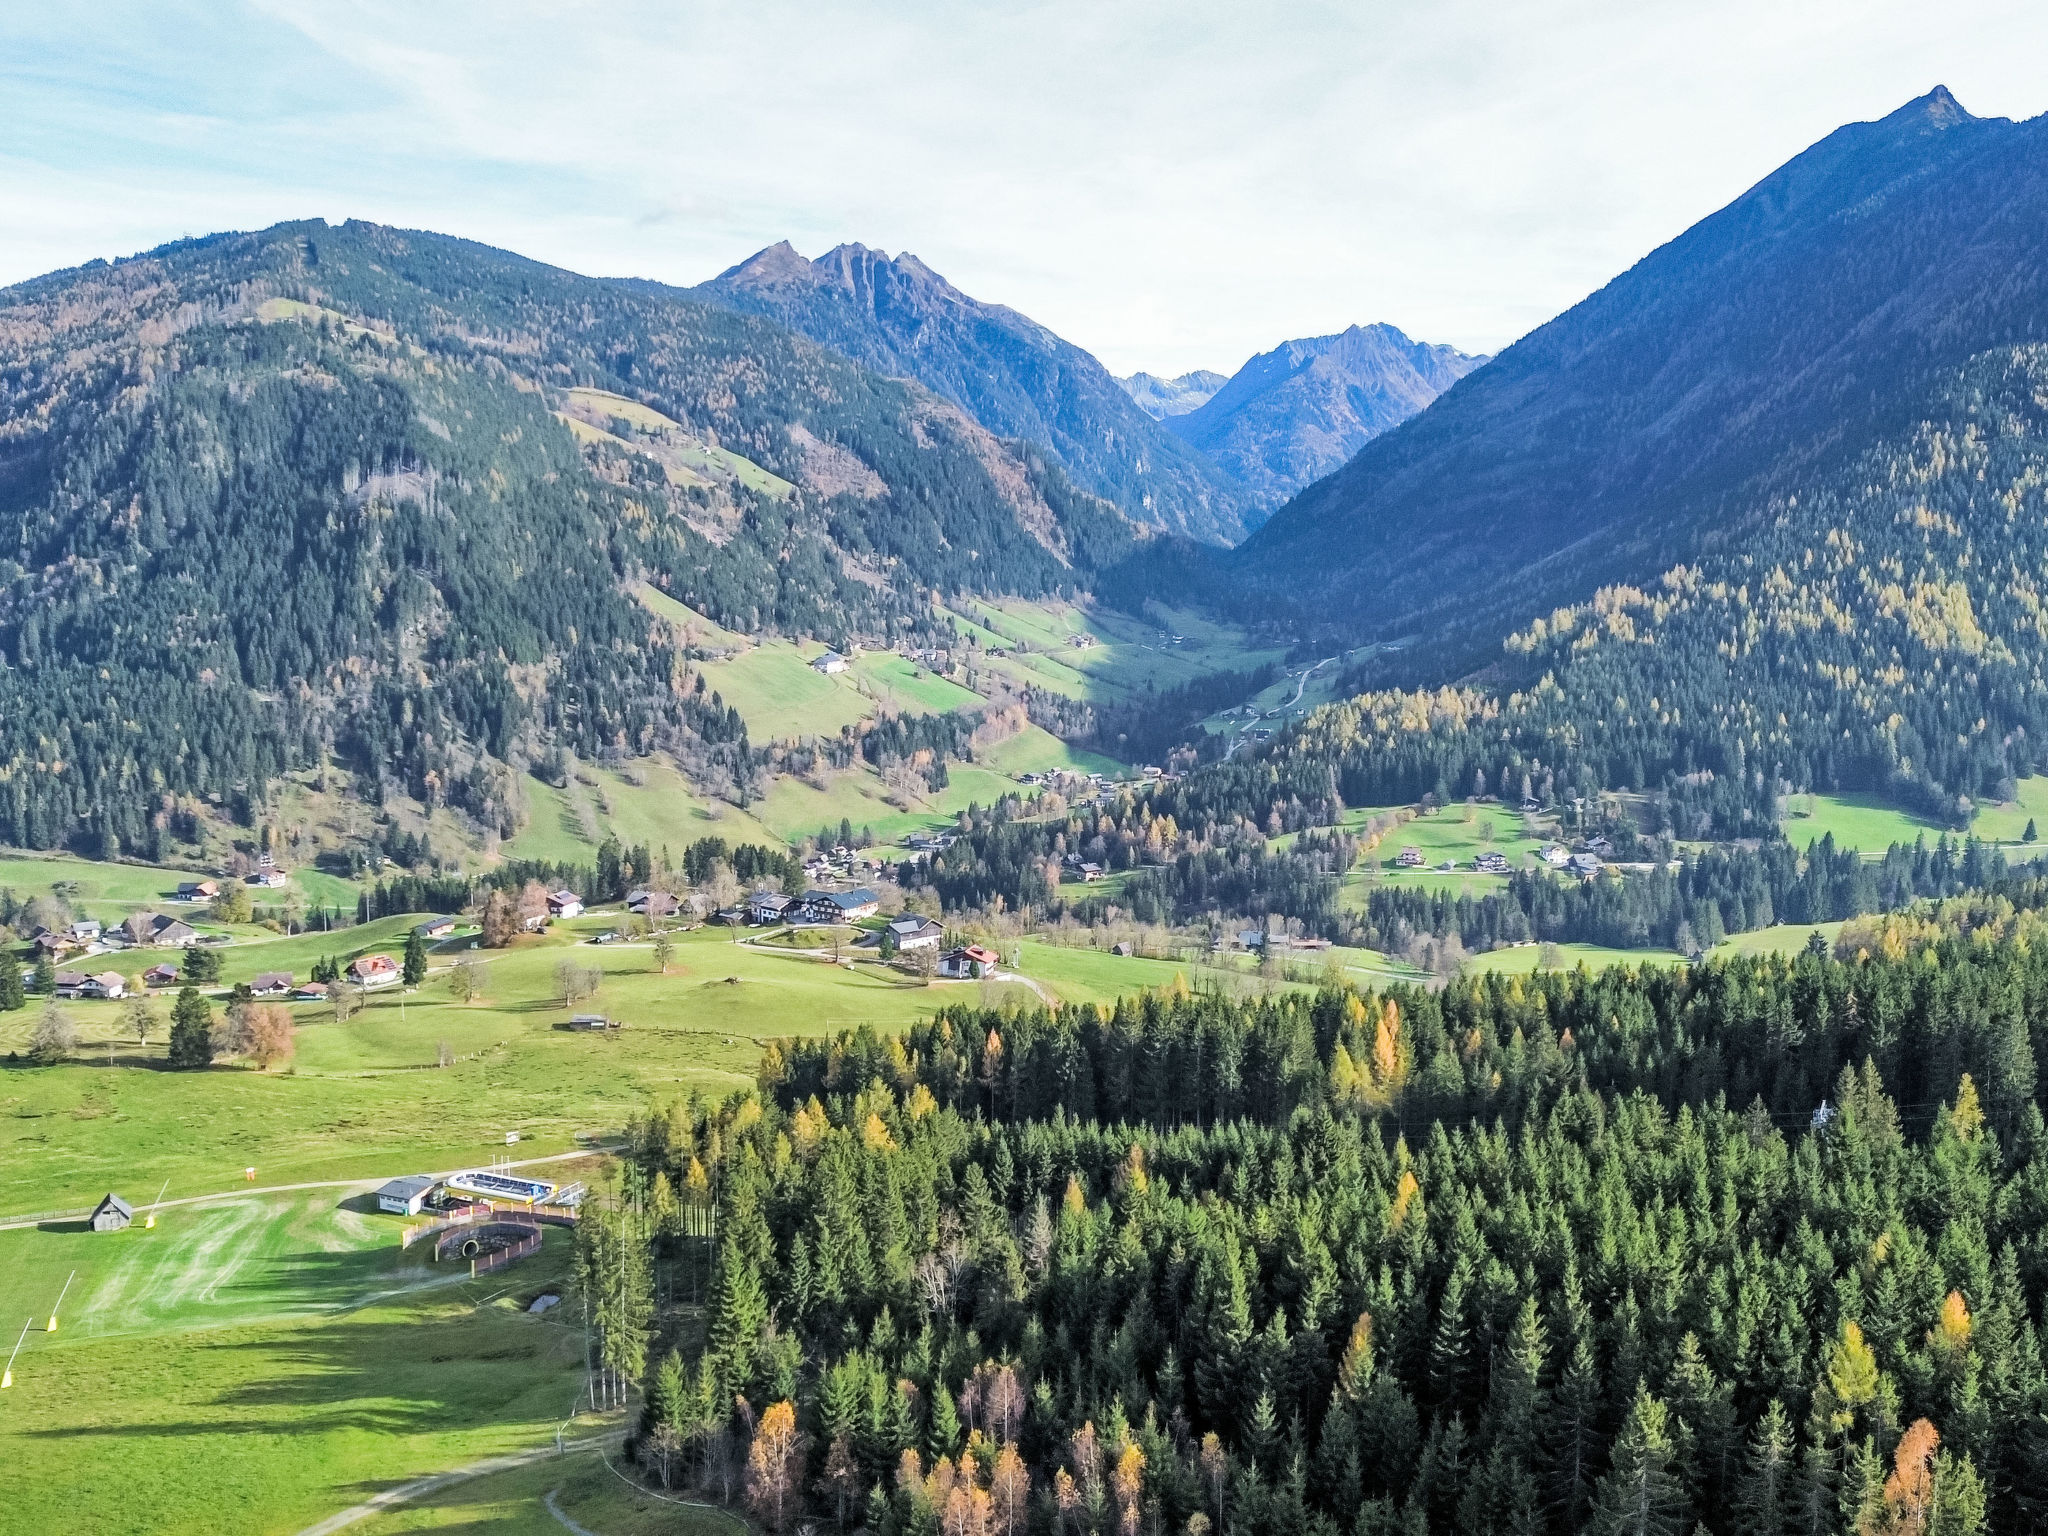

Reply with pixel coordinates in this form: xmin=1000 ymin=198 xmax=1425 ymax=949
xmin=0 ymin=1204 xmax=95 ymax=1229
xmin=398 ymin=1203 xmax=489 ymax=1249
xmin=472 ymin=1228 xmax=543 ymax=1277
xmin=400 ymin=1197 xmax=578 ymax=1249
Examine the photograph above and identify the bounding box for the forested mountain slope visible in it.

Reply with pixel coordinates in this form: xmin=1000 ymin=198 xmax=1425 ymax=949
xmin=0 ymin=219 xmax=1141 ymax=854
xmin=1233 ymin=88 xmax=2048 ymax=653
xmin=914 ymin=336 xmax=2048 ymax=942
xmin=1283 ymin=338 xmax=2048 ymax=835
xmin=1166 ymin=323 xmax=1487 ymax=501
xmin=688 ymin=242 xmax=1261 ymax=543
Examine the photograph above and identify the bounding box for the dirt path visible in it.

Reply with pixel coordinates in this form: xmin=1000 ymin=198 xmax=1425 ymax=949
xmin=294 ymin=1434 xmax=622 ymax=1535
xmin=544 ymin=1488 xmax=604 ymax=1536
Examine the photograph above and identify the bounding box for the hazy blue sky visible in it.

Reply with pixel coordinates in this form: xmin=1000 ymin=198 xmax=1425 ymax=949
xmin=5 ymin=1 xmax=2045 ymax=375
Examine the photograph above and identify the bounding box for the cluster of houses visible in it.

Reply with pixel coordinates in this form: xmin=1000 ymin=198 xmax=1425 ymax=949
xmin=1390 ymin=837 xmax=1609 ymax=877
xmin=1229 ymin=929 xmax=1332 ymax=954
xmin=1540 ymin=835 xmax=1611 ymax=876
xmin=709 ymin=887 xmax=882 ymax=928
xmin=31 ymin=911 xmax=200 ymax=962
xmin=51 ymin=969 xmax=130 ymax=1000
xmin=806 ymin=845 xmax=886 ymax=884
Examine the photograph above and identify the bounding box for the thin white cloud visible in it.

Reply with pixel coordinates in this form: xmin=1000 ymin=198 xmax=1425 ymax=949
xmin=2 ymin=0 xmax=2044 ymax=373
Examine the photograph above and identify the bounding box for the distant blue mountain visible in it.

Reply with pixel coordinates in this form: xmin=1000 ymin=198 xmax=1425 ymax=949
xmin=1163 ymin=324 xmax=1486 ymax=503
xmin=1116 ymin=368 xmax=1229 ymax=419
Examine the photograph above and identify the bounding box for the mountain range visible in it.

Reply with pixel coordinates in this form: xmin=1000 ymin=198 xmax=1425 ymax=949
xmin=1163 ymin=324 xmax=1488 ymax=502
xmin=1234 ymin=86 xmax=2048 ymax=656
xmin=6 ymin=85 xmax=2047 ymax=859
xmin=1117 ymin=369 xmax=1228 ymax=419
xmin=685 ymin=242 xmax=1258 ymax=543
xmin=1223 ymin=85 xmax=2048 ymax=833
xmin=0 ymin=220 xmax=1144 ymax=854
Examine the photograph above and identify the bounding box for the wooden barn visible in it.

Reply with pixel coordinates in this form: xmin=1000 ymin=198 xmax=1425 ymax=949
xmin=90 ymin=1193 xmax=133 ymax=1232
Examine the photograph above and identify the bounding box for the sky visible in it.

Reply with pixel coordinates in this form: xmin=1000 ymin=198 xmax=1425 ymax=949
xmin=4 ymin=1 xmax=2046 ymax=377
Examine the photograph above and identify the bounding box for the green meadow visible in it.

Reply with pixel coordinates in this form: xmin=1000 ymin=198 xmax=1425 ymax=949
xmin=850 ymin=651 xmax=982 ymax=714
xmin=696 ymin=642 xmax=875 ymax=742
xmin=1968 ymin=775 xmax=2048 ymax=851
xmin=350 ymin=1450 xmax=738 ymax=1535
xmin=947 ymin=596 xmax=1285 ymax=703
xmin=978 ymin=725 xmax=1126 ymax=778
xmin=1781 ymin=791 xmax=1945 ymax=854
xmin=0 ymin=916 xmax=1224 ymax=1217
xmin=0 ymin=1199 xmax=602 ymax=1536
xmin=1467 ymin=941 xmax=1687 ymax=976
xmin=1330 ymin=802 xmax=1547 ymax=904
xmin=502 ymin=763 xmax=783 ymax=867
xmin=0 ymin=854 xmax=216 ymax=920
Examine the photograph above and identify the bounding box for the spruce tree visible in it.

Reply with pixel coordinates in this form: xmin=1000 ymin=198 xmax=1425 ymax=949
xmin=0 ymin=957 xmax=23 ymax=1012
xmin=1589 ymin=1389 xmax=1691 ymax=1536
xmin=708 ymin=1234 xmax=767 ymax=1393
xmin=403 ymin=928 xmax=427 ymax=987
xmin=168 ymin=985 xmax=215 ymax=1069
xmin=1734 ymin=1399 xmax=1798 ymax=1536
xmin=926 ymin=1381 xmax=962 ymax=1462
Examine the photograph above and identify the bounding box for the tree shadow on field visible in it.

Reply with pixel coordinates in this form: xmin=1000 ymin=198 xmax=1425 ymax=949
xmin=18 ymin=1243 xmax=583 ymax=1448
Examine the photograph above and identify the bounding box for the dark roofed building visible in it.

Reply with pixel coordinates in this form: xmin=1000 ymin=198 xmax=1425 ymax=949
xmin=91 ymin=1193 xmax=134 ymax=1232
xmin=375 ymin=1175 xmax=438 ymax=1216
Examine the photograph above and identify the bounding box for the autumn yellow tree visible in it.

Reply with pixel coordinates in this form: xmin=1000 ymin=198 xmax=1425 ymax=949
xmin=746 ymin=1399 xmax=805 ymax=1533
xmin=989 ymin=1443 xmax=1030 ymax=1536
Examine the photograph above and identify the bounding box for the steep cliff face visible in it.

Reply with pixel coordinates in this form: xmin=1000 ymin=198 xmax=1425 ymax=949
xmin=690 ymin=242 xmax=1259 ymax=543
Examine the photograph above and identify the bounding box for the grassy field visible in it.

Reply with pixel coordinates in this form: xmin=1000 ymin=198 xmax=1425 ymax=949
xmin=0 ymin=853 xmax=216 ymax=920
xmin=978 ymin=725 xmax=1126 ymax=778
xmin=1328 ymin=802 xmax=1548 ymax=904
xmin=750 ymin=759 xmax=1039 ymax=845
xmin=562 ymin=388 xmax=795 ymax=500
xmin=1781 ymin=792 xmax=1946 ymax=854
xmin=1 ymin=916 xmax=1211 ymax=1216
xmin=502 ymin=765 xmax=784 ymax=867
xmin=1969 ymin=776 xmax=2048 ymax=848
xmin=696 ymin=642 xmax=876 ymax=742
xmin=352 ymin=1450 xmax=740 ymax=1534
xmin=850 ymin=651 xmax=982 ymax=715
xmin=1712 ymin=921 xmax=1844 ymax=958
xmin=1468 ymin=942 xmax=1687 ymax=976
xmin=0 ymin=1197 xmax=603 ymax=1536
xmin=633 ymin=582 xmax=749 ymax=651
xmin=946 ymin=597 xmax=1286 ymax=704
